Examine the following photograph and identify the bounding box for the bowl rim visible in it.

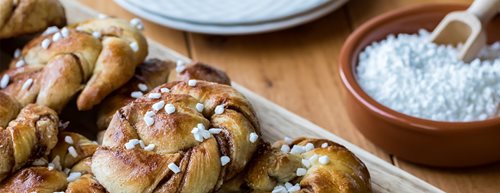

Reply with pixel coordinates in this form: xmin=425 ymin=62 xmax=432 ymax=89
xmin=339 ymin=3 xmax=500 ymax=134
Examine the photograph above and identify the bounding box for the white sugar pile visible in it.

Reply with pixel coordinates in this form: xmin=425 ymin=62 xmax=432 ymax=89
xmin=357 ymin=30 xmax=500 ymax=122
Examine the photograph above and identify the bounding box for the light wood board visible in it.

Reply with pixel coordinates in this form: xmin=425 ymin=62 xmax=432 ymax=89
xmin=60 ymin=0 xmax=445 ymax=192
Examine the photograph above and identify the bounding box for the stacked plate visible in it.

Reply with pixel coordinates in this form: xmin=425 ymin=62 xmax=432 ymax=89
xmin=114 ymin=0 xmax=349 ymax=35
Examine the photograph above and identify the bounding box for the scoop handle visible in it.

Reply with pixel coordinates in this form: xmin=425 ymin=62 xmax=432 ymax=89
xmin=467 ymin=0 xmax=500 ymax=24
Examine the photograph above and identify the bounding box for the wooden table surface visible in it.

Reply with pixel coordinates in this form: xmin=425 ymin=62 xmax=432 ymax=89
xmin=79 ymin=0 xmax=499 ymax=192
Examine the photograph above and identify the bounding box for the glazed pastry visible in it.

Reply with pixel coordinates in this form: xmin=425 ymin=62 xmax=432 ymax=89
xmin=96 ymin=59 xmax=230 ymax=133
xmin=0 ymin=167 xmax=67 ymax=192
xmin=0 ymin=91 xmax=59 ymax=182
xmin=92 ymin=80 xmax=260 ymax=192
xmin=0 ymin=131 xmax=105 ymax=192
xmin=0 ymin=0 xmax=66 ymax=39
xmin=241 ymin=138 xmax=372 ymax=193
xmin=0 ymin=17 xmax=147 ymax=112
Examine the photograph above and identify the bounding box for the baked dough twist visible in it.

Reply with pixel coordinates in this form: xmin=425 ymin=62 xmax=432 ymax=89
xmin=0 ymin=0 xmax=66 ymax=39
xmin=235 ymin=138 xmax=372 ymax=193
xmin=0 ymin=91 xmax=59 ymax=182
xmin=97 ymin=59 xmax=230 ymax=132
xmin=0 ymin=17 xmax=147 ymax=112
xmin=92 ymin=80 xmax=259 ymax=193
xmin=0 ymin=131 xmax=105 ymax=193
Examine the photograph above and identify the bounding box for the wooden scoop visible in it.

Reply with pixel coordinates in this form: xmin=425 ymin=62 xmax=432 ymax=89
xmin=430 ymin=0 xmax=500 ymax=62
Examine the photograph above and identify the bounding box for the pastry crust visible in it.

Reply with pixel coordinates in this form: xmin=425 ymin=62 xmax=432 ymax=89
xmin=0 ymin=17 xmax=147 ymax=112
xmin=0 ymin=132 xmax=105 ymax=192
xmin=66 ymin=173 xmax=107 ymax=193
xmin=0 ymin=167 xmax=67 ymax=192
xmin=0 ymin=91 xmax=21 ymax=128
xmin=0 ymin=0 xmax=66 ymax=39
xmin=0 ymin=94 xmax=59 ymax=182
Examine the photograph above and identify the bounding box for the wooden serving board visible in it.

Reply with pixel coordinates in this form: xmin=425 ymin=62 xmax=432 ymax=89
xmin=52 ymin=1 xmax=443 ymax=192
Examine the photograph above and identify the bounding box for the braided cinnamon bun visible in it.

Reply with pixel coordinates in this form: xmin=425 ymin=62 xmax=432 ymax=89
xmin=237 ymin=138 xmax=372 ymax=193
xmin=96 ymin=59 xmax=231 ymax=144
xmin=92 ymin=80 xmax=260 ymax=192
xmin=0 ymin=17 xmax=147 ymax=112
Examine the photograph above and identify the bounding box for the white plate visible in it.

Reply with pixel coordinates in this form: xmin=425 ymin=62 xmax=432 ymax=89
xmin=114 ymin=0 xmax=348 ymax=35
xmin=122 ymin=0 xmax=331 ymax=25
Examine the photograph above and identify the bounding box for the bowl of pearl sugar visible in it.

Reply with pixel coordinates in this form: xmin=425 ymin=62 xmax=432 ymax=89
xmin=339 ymin=3 xmax=500 ymax=167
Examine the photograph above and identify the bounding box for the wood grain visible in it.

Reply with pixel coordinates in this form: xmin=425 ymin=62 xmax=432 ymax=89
xmin=394 ymin=159 xmax=500 ymax=193
xmin=75 ymin=0 xmax=500 ymax=192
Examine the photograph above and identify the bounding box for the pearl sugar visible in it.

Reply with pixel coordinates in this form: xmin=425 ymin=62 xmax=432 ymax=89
xmin=357 ymin=30 xmax=500 ymax=122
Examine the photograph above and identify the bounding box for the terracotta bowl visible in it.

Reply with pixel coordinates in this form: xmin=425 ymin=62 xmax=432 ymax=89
xmin=339 ymin=3 xmax=500 ymax=167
